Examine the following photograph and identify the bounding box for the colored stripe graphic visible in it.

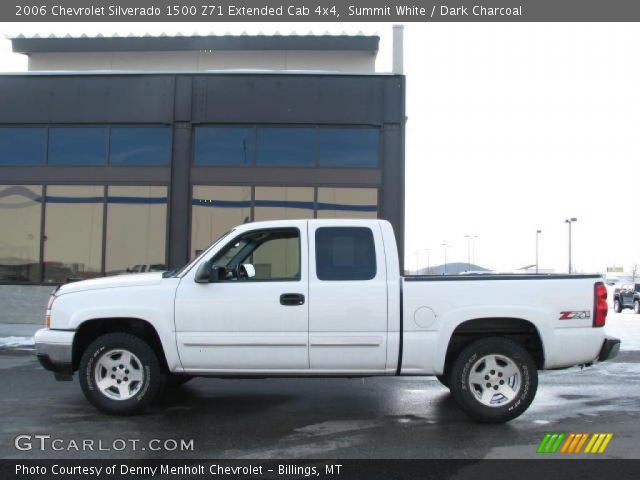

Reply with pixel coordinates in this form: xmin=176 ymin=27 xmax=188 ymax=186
xmin=537 ymin=433 xmax=565 ymax=453
xmin=539 ymin=433 xmax=613 ymax=454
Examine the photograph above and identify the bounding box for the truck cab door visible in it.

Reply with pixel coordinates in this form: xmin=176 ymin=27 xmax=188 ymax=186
xmin=308 ymin=221 xmax=388 ymax=372
xmin=174 ymin=224 xmax=309 ymax=372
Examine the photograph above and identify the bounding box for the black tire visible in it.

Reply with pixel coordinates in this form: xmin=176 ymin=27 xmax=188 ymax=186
xmin=634 ymin=300 xmax=640 ymax=315
xmin=79 ymin=332 xmax=165 ymax=416
xmin=435 ymin=374 xmax=450 ymax=389
xmin=614 ymin=299 xmax=622 ymax=313
xmin=449 ymin=337 xmax=537 ymax=424
xmin=165 ymin=375 xmax=193 ymax=389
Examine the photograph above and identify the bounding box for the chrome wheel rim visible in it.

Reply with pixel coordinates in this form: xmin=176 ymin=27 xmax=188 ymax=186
xmin=468 ymin=354 xmax=521 ymax=407
xmin=94 ymin=349 xmax=144 ymax=401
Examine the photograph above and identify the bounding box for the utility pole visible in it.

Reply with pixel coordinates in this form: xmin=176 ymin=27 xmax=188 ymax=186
xmin=565 ymin=218 xmax=577 ymax=273
xmin=535 ymin=229 xmax=542 ymax=274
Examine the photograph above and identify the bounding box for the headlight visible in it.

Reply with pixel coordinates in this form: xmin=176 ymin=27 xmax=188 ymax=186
xmin=45 ymin=295 xmax=56 ymax=328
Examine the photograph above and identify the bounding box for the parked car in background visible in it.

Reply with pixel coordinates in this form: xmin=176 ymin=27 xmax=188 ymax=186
xmin=612 ymin=283 xmax=640 ymax=313
xmin=125 ymin=264 xmax=166 ymax=274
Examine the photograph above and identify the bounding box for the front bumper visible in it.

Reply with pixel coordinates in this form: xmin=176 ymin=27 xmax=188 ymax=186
xmin=598 ymin=336 xmax=621 ymax=362
xmin=34 ymin=328 xmax=75 ymax=380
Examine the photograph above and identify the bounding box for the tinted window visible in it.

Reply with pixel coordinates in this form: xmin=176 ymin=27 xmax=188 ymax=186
xmin=256 ymin=128 xmax=315 ymax=166
xmin=109 ymin=127 xmax=171 ymax=166
xmin=319 ymin=129 xmax=379 ymax=167
xmin=0 ymin=128 xmax=45 ymax=165
xmin=194 ymin=127 xmax=254 ymax=166
xmin=48 ymin=128 xmax=106 ymax=165
xmin=315 ymin=227 xmax=376 ymax=281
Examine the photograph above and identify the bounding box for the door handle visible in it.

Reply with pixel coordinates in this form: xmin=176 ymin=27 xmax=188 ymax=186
xmin=280 ymin=293 xmax=305 ymax=306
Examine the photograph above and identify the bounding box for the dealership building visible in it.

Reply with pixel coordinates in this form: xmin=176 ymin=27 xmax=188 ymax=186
xmin=0 ymin=31 xmax=406 ymax=295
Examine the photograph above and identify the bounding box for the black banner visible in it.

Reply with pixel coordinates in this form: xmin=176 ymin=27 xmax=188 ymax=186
xmin=3 ymin=460 xmax=640 ymax=480
xmin=5 ymin=0 xmax=640 ymax=22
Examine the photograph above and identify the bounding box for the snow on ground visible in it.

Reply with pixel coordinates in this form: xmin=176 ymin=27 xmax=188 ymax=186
xmin=0 ymin=336 xmax=34 ymax=348
xmin=604 ymin=311 xmax=640 ymax=351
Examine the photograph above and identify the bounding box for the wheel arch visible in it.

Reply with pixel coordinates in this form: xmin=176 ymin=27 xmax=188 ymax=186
xmin=72 ymin=318 xmax=169 ymax=372
xmin=442 ymin=317 xmax=545 ymax=377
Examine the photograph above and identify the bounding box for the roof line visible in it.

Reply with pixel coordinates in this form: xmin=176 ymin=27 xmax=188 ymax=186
xmin=11 ymin=35 xmax=380 ymax=55
xmin=0 ymin=70 xmax=397 ymax=77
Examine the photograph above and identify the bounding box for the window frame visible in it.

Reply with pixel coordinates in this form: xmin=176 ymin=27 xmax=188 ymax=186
xmin=209 ymin=227 xmax=302 ymax=283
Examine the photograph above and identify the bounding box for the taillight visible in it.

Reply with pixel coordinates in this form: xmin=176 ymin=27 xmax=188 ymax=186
xmin=594 ymin=282 xmax=608 ymax=327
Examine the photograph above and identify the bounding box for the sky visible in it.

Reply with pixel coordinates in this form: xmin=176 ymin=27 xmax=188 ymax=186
xmin=0 ymin=22 xmax=638 ymax=275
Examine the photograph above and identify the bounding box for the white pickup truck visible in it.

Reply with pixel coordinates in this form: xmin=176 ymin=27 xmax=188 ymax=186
xmin=35 ymin=219 xmax=620 ymax=423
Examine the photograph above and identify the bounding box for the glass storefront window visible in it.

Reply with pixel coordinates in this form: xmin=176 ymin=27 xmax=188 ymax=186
xmin=254 ymin=187 xmax=314 ymax=221
xmin=43 ymin=186 xmax=104 ymax=283
xmin=194 ymin=127 xmax=254 ymax=166
xmin=105 ymin=186 xmax=168 ymax=276
xmin=0 ymin=185 xmax=42 ymax=282
xmin=48 ymin=127 xmax=106 ymax=165
xmin=318 ymin=128 xmax=379 ymax=168
xmin=0 ymin=128 xmax=45 ymax=165
xmin=109 ymin=127 xmax=171 ymax=166
xmin=256 ymin=128 xmax=315 ymax=166
xmin=190 ymin=186 xmax=252 ymax=259
xmin=317 ymin=188 xmax=378 ymax=219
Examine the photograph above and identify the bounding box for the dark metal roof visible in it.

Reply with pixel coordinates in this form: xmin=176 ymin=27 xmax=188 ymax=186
xmin=11 ymin=35 xmax=379 ymax=54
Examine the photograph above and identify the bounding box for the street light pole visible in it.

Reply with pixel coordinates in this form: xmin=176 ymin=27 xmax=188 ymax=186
xmin=424 ymin=248 xmax=430 ymax=275
xmin=441 ymin=242 xmax=450 ymax=275
xmin=464 ymin=235 xmax=471 ymax=271
xmin=464 ymin=235 xmax=479 ymax=271
xmin=535 ymin=229 xmax=542 ymax=274
xmin=565 ymin=218 xmax=577 ymax=274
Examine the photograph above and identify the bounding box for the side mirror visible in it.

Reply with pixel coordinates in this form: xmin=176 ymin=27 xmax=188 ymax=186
xmin=194 ymin=262 xmax=211 ymax=283
xmin=195 ymin=261 xmax=227 ymax=284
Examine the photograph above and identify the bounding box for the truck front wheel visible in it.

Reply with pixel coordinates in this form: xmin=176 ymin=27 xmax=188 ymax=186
xmin=614 ymin=299 xmax=622 ymax=313
xmin=449 ymin=337 xmax=537 ymax=423
xmin=79 ymin=333 xmax=165 ymax=415
xmin=435 ymin=374 xmax=450 ymax=389
xmin=634 ymin=300 xmax=640 ymax=314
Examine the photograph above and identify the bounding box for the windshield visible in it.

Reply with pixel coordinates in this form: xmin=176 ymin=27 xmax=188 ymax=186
xmin=169 ymin=230 xmax=233 ymax=278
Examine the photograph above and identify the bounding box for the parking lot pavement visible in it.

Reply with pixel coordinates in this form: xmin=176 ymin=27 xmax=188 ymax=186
xmin=1 ymin=313 xmax=638 ymax=460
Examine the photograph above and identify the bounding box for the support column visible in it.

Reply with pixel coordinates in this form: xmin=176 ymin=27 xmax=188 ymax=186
xmin=168 ymin=76 xmax=193 ymax=269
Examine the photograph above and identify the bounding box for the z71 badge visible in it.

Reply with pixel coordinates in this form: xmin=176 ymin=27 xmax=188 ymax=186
xmin=559 ymin=311 xmax=591 ymax=320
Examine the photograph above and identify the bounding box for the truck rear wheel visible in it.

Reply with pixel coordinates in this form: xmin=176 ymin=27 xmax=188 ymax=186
xmin=79 ymin=333 xmax=165 ymax=415
xmin=449 ymin=337 xmax=537 ymax=423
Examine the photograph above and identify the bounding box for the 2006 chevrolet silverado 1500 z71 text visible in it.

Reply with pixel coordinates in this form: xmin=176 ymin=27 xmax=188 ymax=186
xmin=35 ymin=219 xmax=621 ymax=422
